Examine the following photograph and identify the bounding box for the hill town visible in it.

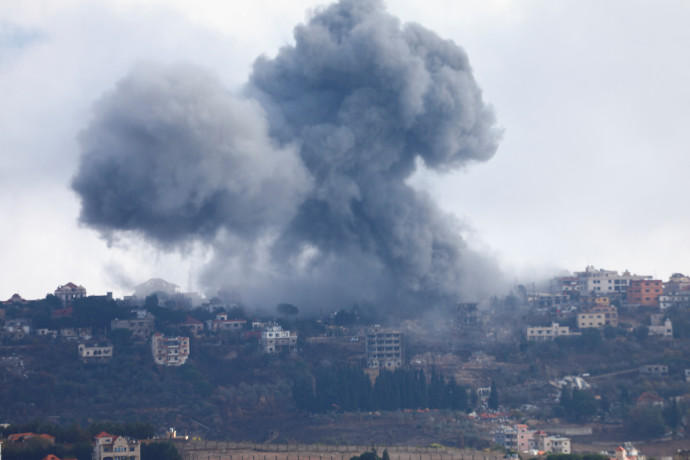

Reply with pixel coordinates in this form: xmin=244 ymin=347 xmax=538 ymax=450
xmin=1 ymin=266 xmax=690 ymax=460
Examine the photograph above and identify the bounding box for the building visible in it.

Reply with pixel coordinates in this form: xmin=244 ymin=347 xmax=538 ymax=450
xmin=639 ymin=365 xmax=668 ymax=376
xmin=93 ymin=431 xmax=140 ymax=460
xmin=179 ymin=315 xmax=204 ymax=337
xmin=627 ymin=280 xmax=663 ymax=307
xmin=207 ymin=313 xmax=246 ymax=333
xmin=78 ymin=343 xmax=113 ymax=363
xmin=550 ymin=276 xmax=581 ymax=295
xmin=648 ymin=315 xmax=673 ymax=338
xmin=574 ymin=266 xmax=651 ymax=295
xmin=526 ymin=323 xmax=580 ymax=342
xmin=494 ymin=424 xmax=532 ymax=453
xmin=151 ymin=333 xmax=190 ymax=366
xmin=260 ymin=325 xmax=298 ymax=354
xmin=111 ymin=314 xmax=155 ymax=341
xmin=495 ymin=426 xmax=570 ymax=454
xmin=2 ymin=294 xmax=29 ymax=305
xmin=577 ymin=305 xmax=618 ymax=329
xmin=659 ymin=292 xmax=690 ymax=310
xmin=532 ymin=431 xmax=571 ymax=454
xmin=133 ymin=278 xmax=179 ymax=299
xmin=614 ymin=443 xmax=645 ymax=460
xmin=365 ymin=326 xmax=403 ymax=368
xmin=54 ymin=282 xmax=86 ymax=305
xmin=664 ymin=273 xmax=690 ymax=293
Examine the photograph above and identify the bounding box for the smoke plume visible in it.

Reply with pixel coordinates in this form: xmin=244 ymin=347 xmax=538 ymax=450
xmin=72 ymin=0 xmax=503 ymax=313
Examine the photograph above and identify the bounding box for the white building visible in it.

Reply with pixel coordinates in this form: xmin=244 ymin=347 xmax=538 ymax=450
xmin=648 ymin=315 xmax=673 ymax=338
xmin=93 ymin=431 xmax=140 ymax=460
xmin=260 ymin=325 xmax=297 ymax=353
xmin=78 ymin=343 xmax=113 ymax=363
xmin=151 ymin=333 xmax=190 ymax=366
xmin=526 ymin=323 xmax=580 ymax=342
xmin=574 ymin=266 xmax=651 ymax=294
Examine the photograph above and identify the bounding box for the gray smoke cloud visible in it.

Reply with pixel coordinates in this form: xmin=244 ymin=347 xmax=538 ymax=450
xmin=72 ymin=0 xmax=503 ymax=313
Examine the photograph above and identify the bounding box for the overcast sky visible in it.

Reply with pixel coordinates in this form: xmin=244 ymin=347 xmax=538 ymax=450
xmin=2 ymin=0 xmax=690 ymax=301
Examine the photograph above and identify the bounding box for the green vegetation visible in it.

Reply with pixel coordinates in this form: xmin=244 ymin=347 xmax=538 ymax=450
xmin=294 ymin=366 xmax=472 ymax=413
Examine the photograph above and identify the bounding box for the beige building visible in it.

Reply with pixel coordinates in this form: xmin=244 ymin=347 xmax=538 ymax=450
xmin=366 ymin=326 xmax=403 ymax=368
xmin=54 ymin=282 xmax=86 ymax=305
xmin=526 ymin=323 xmax=579 ymax=342
xmin=577 ymin=305 xmax=618 ymax=329
xmin=111 ymin=314 xmax=155 ymax=341
xmin=532 ymin=431 xmax=571 ymax=454
xmin=151 ymin=333 xmax=190 ymax=366
xmin=93 ymin=431 xmax=140 ymax=460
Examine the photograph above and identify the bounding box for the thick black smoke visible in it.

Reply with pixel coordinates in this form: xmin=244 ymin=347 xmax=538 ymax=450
xmin=72 ymin=0 xmax=503 ymax=312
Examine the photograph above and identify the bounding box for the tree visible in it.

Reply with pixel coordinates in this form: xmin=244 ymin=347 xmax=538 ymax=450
xmin=141 ymin=441 xmax=183 ymax=460
xmin=277 ymin=303 xmax=299 ymax=316
xmin=488 ymin=381 xmax=499 ymax=410
xmin=624 ymin=405 xmax=666 ymax=440
xmin=663 ymin=398 xmax=682 ymax=433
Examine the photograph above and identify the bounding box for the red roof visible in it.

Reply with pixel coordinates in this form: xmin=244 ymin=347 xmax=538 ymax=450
xmin=52 ymin=307 xmax=73 ymax=318
xmin=94 ymin=431 xmax=115 ymax=439
xmin=637 ymin=392 xmax=663 ymax=403
xmin=8 ymin=432 xmax=35 ymax=442
xmin=42 ymin=455 xmax=61 ymax=460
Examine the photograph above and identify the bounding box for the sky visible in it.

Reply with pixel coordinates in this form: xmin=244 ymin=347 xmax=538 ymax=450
xmin=2 ymin=0 xmax=690 ymax=302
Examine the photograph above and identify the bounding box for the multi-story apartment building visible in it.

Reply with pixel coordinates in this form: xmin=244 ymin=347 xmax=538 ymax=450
xmin=151 ymin=333 xmax=190 ymax=366
xmin=365 ymin=326 xmax=403 ymax=369
xmin=93 ymin=431 xmax=141 ymax=460
xmin=260 ymin=325 xmax=298 ymax=354
xmin=494 ymin=424 xmax=532 ymax=452
xmin=627 ymin=280 xmax=663 ymax=307
xmin=577 ymin=305 xmax=618 ymax=329
xmin=54 ymin=282 xmax=86 ymax=305
xmin=526 ymin=323 xmax=580 ymax=342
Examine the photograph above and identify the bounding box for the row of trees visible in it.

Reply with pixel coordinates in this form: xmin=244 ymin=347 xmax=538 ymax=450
xmin=293 ymin=366 xmax=476 ymax=413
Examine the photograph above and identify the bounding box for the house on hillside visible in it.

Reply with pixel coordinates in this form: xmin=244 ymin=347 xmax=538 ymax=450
xmin=78 ymin=342 xmax=113 ymax=363
xmin=526 ymin=323 xmax=580 ymax=342
xmin=93 ymin=431 xmax=140 ymax=460
xmin=260 ymin=324 xmax=298 ymax=354
xmin=2 ymin=293 xmax=29 ymax=305
xmin=179 ymin=315 xmax=204 ymax=337
xmin=111 ymin=313 xmax=155 ymax=341
xmin=54 ymin=282 xmax=86 ymax=305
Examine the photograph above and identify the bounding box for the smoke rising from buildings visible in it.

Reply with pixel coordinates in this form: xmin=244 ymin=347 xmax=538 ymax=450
xmin=72 ymin=0 xmax=503 ymax=313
